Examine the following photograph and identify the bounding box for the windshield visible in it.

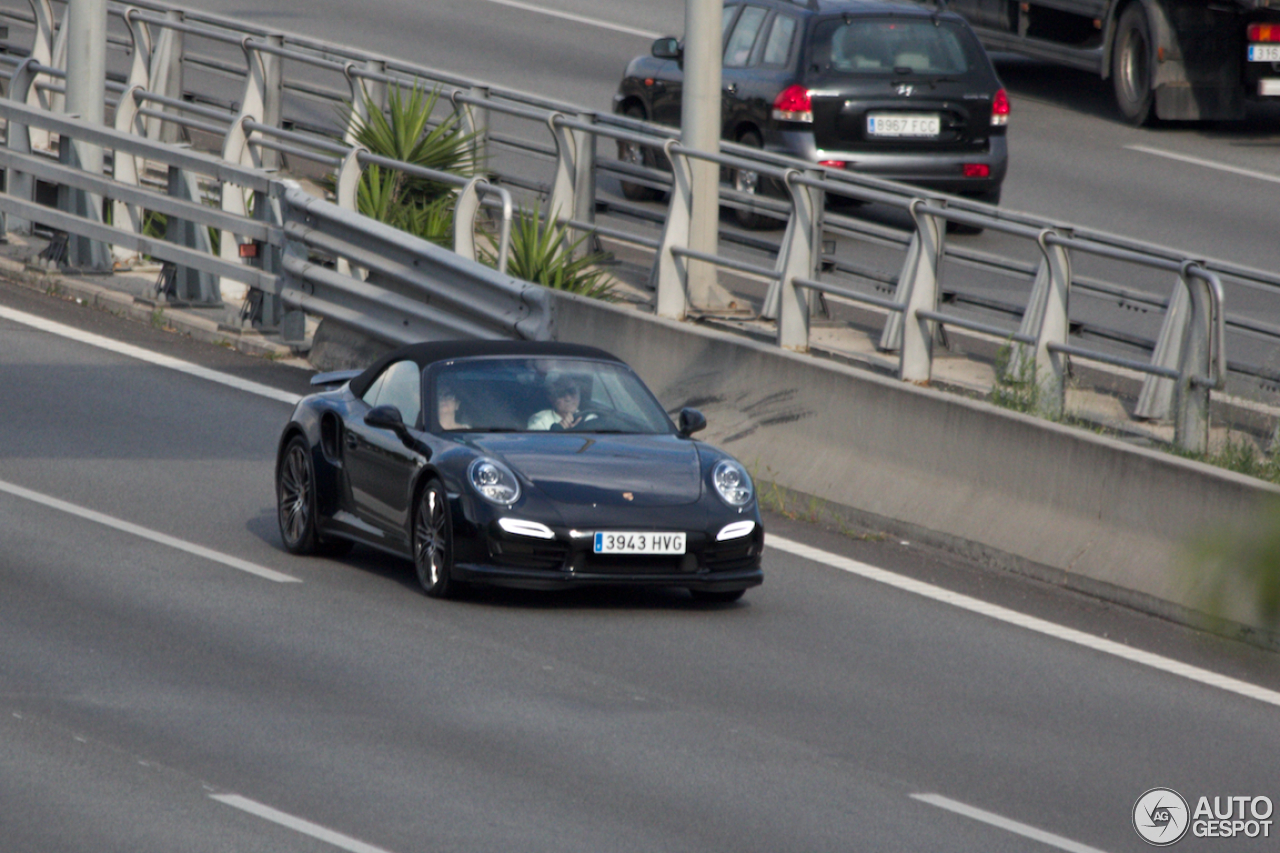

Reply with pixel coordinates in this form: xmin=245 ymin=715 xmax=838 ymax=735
xmin=429 ymin=357 xmax=675 ymax=435
xmin=809 ymin=18 xmax=978 ymax=76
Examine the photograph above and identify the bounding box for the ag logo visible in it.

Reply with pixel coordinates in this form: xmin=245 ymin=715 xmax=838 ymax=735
xmin=1134 ymin=788 xmax=1190 ymax=846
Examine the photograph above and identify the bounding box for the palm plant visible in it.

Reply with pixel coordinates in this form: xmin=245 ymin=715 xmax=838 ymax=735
xmin=338 ymin=82 xmax=481 ymax=247
xmin=483 ymin=209 xmax=616 ymax=301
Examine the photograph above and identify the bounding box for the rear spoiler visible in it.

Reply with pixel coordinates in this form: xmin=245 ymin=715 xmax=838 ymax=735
xmin=309 ymin=369 xmax=361 ymax=388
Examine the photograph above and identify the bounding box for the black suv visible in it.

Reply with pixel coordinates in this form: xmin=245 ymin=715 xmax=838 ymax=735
xmin=614 ymin=0 xmax=1009 ymax=226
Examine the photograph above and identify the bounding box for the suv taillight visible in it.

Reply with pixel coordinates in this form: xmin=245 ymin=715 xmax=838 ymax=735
xmin=1248 ymin=23 xmax=1280 ymax=41
xmin=772 ymin=85 xmax=813 ymax=123
xmin=991 ymin=88 xmax=1010 ymax=127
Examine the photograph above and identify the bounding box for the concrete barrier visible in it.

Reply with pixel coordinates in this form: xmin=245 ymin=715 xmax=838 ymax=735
xmin=548 ymin=290 xmax=1280 ymax=642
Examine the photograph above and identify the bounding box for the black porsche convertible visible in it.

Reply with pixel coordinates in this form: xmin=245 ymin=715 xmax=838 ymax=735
xmin=275 ymin=340 xmax=764 ymax=601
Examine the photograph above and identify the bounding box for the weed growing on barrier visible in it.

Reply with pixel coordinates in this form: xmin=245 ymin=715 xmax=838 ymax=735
xmin=149 ymin=308 xmax=167 ymax=330
xmin=1174 ymin=434 xmax=1280 ymax=486
xmin=989 ymin=343 xmax=1040 ymax=414
xmin=484 ymin=209 xmax=616 ymax=301
xmin=749 ymin=462 xmax=888 ymax=541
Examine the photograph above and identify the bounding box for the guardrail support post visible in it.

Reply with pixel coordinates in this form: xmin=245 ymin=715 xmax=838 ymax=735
xmin=159 ymin=162 xmax=218 ymax=303
xmin=572 ymin=111 xmax=600 ymax=256
xmin=546 ymin=113 xmax=576 ymax=235
xmin=253 ymin=35 xmax=285 ymax=170
xmin=1174 ymin=264 xmax=1218 ymax=454
xmin=343 ymin=60 xmax=387 ymax=147
xmin=4 ymin=58 xmax=40 ymax=235
xmin=457 ymin=83 xmax=488 ymax=168
xmin=148 ymin=9 xmax=185 ymax=144
xmin=653 ymin=140 xmax=691 ymax=319
xmin=1030 ymin=230 xmax=1071 ymax=420
xmin=1135 ymin=276 xmax=1190 ymax=421
xmin=27 ymin=0 xmax=64 ymax=148
xmin=773 ymin=168 xmax=821 ymax=352
xmin=889 ymin=199 xmax=945 ymax=381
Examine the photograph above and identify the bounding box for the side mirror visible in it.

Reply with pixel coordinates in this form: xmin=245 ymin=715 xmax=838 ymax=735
xmin=652 ymin=36 xmax=682 ymax=62
xmin=678 ymin=407 xmax=707 ymax=437
xmin=365 ymin=404 xmax=407 ymax=433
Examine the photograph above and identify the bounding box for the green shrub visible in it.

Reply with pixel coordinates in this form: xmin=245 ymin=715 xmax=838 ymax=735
xmin=485 ymin=209 xmax=615 ymax=301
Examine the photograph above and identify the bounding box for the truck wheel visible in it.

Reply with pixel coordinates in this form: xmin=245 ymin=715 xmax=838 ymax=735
xmin=1112 ymin=3 xmax=1155 ymax=126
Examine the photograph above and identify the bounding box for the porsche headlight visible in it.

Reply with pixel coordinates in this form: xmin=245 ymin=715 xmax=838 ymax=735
xmin=468 ymin=458 xmax=521 ymax=505
xmin=712 ymin=460 xmax=753 ymax=507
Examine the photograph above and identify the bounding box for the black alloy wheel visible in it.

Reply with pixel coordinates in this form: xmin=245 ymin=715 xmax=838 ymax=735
xmin=278 ymin=437 xmax=321 ymax=555
xmin=1112 ymin=3 xmax=1155 ymax=126
xmin=730 ymin=130 xmax=773 ymax=230
xmin=618 ymin=105 xmax=663 ymax=201
xmin=414 ymin=480 xmax=457 ymax=598
xmin=278 ymin=437 xmax=353 ymax=557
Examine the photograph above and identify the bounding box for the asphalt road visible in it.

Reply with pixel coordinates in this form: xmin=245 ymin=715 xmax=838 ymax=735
xmin=3 ymin=282 xmax=1280 ymax=852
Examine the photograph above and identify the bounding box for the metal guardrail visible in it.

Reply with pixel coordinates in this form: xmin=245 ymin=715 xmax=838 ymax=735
xmin=0 ymin=0 xmax=1264 ymax=453
xmin=0 ymin=99 xmax=552 ymax=346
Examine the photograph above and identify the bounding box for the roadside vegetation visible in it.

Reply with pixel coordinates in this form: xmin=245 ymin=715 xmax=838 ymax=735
xmin=339 ymin=83 xmax=615 ymax=299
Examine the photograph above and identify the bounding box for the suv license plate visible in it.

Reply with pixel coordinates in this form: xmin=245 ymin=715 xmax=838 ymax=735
xmin=594 ymin=532 xmax=686 ymax=554
xmin=1249 ymin=45 xmax=1280 ymax=62
xmin=867 ymin=114 xmax=940 ymax=137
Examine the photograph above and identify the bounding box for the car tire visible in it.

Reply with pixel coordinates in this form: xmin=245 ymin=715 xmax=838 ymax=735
xmin=618 ymin=106 xmax=662 ymax=202
xmin=1112 ymin=3 xmax=1155 ymax=126
xmin=730 ymin=130 xmax=775 ymax=230
xmin=690 ymin=588 xmax=746 ymax=604
xmin=278 ymin=436 xmax=323 ymax=555
xmin=413 ymin=479 xmax=457 ymax=598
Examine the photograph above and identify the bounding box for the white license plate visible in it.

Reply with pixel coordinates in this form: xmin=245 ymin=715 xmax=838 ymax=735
xmin=1249 ymin=45 xmax=1280 ymax=62
xmin=867 ymin=113 xmax=940 ymax=138
xmin=593 ymin=531 xmax=686 ymax=554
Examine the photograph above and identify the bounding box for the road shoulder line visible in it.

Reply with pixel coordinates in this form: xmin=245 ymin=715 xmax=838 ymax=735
xmin=0 ymin=477 xmax=299 ymax=583
xmin=767 ymin=534 xmax=1280 ymax=708
xmin=0 ymin=305 xmax=302 ymax=405
xmin=912 ymin=793 xmax=1111 ymax=853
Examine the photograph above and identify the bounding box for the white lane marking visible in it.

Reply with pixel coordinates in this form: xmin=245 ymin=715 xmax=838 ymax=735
xmin=1125 ymin=144 xmax=1280 ymax=185
xmin=212 ymin=794 xmax=399 ymax=853
xmin=912 ymin=793 xmax=1111 ymax=853
xmin=474 ymin=0 xmax=663 ymax=39
xmin=767 ymin=534 xmax=1280 ymax=709
xmin=0 ymin=305 xmax=303 ymax=405
xmin=0 ymin=478 xmax=299 ymax=583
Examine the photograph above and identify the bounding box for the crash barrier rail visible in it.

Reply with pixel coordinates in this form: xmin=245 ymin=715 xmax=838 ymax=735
xmin=0 ymin=99 xmax=551 ymax=344
xmin=0 ymin=0 xmax=1267 ymax=452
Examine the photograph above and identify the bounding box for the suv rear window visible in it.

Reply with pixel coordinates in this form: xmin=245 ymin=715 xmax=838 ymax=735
xmin=810 ymin=18 xmax=977 ymax=76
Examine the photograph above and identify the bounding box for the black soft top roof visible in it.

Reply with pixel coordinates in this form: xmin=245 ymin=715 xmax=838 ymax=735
xmin=348 ymin=339 xmax=623 ymax=398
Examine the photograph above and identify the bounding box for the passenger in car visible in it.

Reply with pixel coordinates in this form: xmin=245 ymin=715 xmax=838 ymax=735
xmin=436 ymin=381 xmax=469 ymax=430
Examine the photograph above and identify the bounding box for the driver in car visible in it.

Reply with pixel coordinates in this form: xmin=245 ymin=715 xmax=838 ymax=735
xmin=527 ymin=376 xmax=597 ymax=431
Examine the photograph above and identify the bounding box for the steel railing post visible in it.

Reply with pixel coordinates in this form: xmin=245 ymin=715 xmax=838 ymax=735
xmin=774 ymin=168 xmax=821 ymax=351
xmin=572 ymin=111 xmax=599 ymax=256
xmin=1174 ymin=263 xmax=1222 ymax=454
xmin=1031 ymin=229 xmax=1071 ymax=419
xmin=343 ymin=60 xmax=387 ymax=147
xmin=898 ymin=199 xmax=946 ymax=382
xmin=148 ymin=9 xmax=184 ymax=144
xmin=255 ymin=35 xmax=285 ymax=171
xmin=457 ymin=83 xmax=489 ymax=168
xmin=333 ymin=146 xmax=364 ymax=278
xmin=27 ymin=0 xmax=61 ymax=148
xmin=4 ymin=58 xmax=40 ymax=235
xmin=1135 ymin=274 xmax=1191 ymax=421
xmin=162 ymin=161 xmax=218 ymax=304
xmin=546 ymin=112 xmax=575 ymax=233
xmin=652 ymin=139 xmax=691 ymax=320
xmin=109 ymin=86 xmax=145 ymax=266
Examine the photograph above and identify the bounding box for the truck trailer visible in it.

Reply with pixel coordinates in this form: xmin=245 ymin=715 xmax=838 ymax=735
xmin=927 ymin=0 xmax=1280 ymax=122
